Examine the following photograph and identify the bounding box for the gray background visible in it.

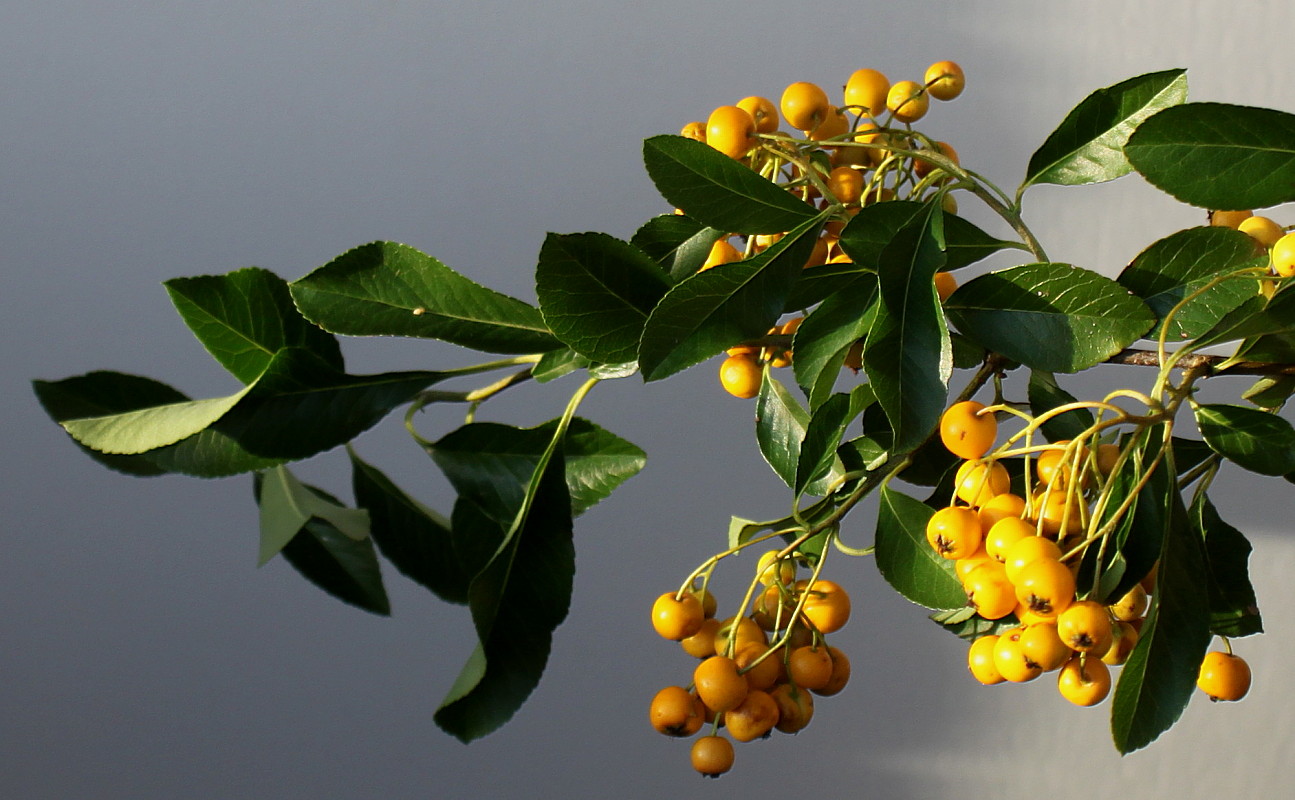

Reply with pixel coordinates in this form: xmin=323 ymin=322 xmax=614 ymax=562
xmin=5 ymin=1 xmax=1294 ymax=797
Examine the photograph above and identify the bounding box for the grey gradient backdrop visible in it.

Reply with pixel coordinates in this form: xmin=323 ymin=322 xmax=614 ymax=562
xmin=5 ymin=2 xmax=1295 ymax=797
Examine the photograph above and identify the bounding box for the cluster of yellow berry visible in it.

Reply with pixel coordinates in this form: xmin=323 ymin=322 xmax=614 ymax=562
xmin=930 ymin=400 xmax=1251 ymax=706
xmin=673 ymin=63 xmax=968 ymax=400
xmin=1209 ymin=209 xmax=1295 ymax=280
xmin=648 ymin=552 xmax=852 ymax=777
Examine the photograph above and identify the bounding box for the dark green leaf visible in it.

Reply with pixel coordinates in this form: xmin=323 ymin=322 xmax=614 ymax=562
xmin=1023 ymin=69 xmax=1187 ymax=190
xmin=1194 ymin=403 xmax=1295 ymax=475
xmin=1028 ymin=371 xmax=1095 ymax=442
xmin=429 ymin=418 xmax=645 ymax=519
xmin=349 ymin=447 xmax=468 ymax=605
xmin=1126 ymin=102 xmax=1295 ymax=209
xmin=290 ymin=241 xmax=560 ymax=354
xmin=783 ymin=261 xmax=872 ymax=311
xmin=279 ymin=516 xmax=390 ymax=615
xmin=1117 ymin=227 xmax=1266 ymax=340
xmin=33 ymin=372 xmax=183 ymax=477
xmin=795 ymin=385 xmax=875 ymax=495
xmin=790 ymin=276 xmax=878 ymax=409
xmin=1233 ymin=287 xmax=1295 ymax=362
xmin=165 ymin=267 xmax=343 ymax=384
xmin=930 ymin=608 xmax=1020 ymax=642
xmin=874 ymin=487 xmax=966 ymax=610
xmin=629 ymin=214 xmax=726 ymax=281
xmin=435 ymin=447 xmax=574 ymax=742
xmin=838 ymin=201 xmax=1015 ymax=271
xmin=863 ymin=202 xmax=951 ymax=452
xmin=641 ymin=135 xmax=817 ymax=234
xmin=536 ymin=232 xmax=671 ymax=365
xmin=1191 ymin=495 xmax=1262 ymax=637
xmin=756 ymin=373 xmax=811 ymax=492
xmin=946 ymin=263 xmax=1155 ymax=373
xmin=638 ymin=213 xmax=826 ymax=382
xmin=1110 ymin=459 xmax=1210 ymax=754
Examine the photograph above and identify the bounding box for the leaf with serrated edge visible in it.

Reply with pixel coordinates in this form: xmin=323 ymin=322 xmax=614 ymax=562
xmin=1110 ymin=456 xmax=1210 ymax=754
xmin=536 ymin=232 xmax=670 ymax=365
xmin=1127 ymin=103 xmax=1295 ymax=209
xmin=1023 ymin=69 xmax=1187 ymax=191
xmin=290 ymin=241 xmax=560 ymax=354
xmin=642 ymin=135 xmax=817 ymax=235
xmin=875 ymin=487 xmax=966 ymax=610
xmin=946 ymin=263 xmax=1155 ymax=373
xmin=166 ymin=267 xmax=343 ymax=385
xmin=638 ymin=212 xmax=826 ymax=382
xmin=1117 ymin=227 xmax=1266 ymax=340
xmin=863 ymin=202 xmax=951 ymax=452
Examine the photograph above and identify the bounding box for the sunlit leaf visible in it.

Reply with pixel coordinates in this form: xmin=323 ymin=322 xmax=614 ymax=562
xmin=1023 ymin=69 xmax=1187 ymax=191
xmin=1195 ymin=403 xmax=1295 ymax=475
xmin=1126 ymin=102 xmax=1295 ymax=209
xmin=875 ymin=487 xmax=966 ymax=610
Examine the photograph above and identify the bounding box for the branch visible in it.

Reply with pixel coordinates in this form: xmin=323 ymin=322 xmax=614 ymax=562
xmin=1107 ymin=348 xmax=1295 ymax=377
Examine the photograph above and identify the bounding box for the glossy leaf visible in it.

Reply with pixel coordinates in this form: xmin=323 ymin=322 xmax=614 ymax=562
xmin=790 ymin=276 xmax=878 ymax=409
xmin=255 ymin=464 xmax=370 ymax=566
xmin=1027 ymin=371 xmax=1094 ymax=442
xmin=1192 ymin=495 xmax=1262 ymax=637
xmin=531 ymin=348 xmax=588 ymax=384
xmin=33 ymin=372 xmax=185 ymax=477
xmin=1233 ymin=288 xmax=1295 ymax=363
xmin=838 ymin=200 xmax=1015 ymax=271
xmin=1023 ymin=69 xmax=1187 ymax=190
xmin=756 ymin=373 xmax=812 ymax=492
xmin=874 ymin=487 xmax=966 ymax=610
xmin=637 ymin=213 xmax=825 ymax=382
xmin=1194 ymin=403 xmax=1295 ymax=475
xmin=930 ymin=608 xmax=1019 ymax=642
xmin=863 ymin=202 xmax=951 ymax=452
xmin=1126 ymin=102 xmax=1295 ymax=209
xmin=795 ymin=385 xmax=875 ymax=495
xmin=429 ymin=418 xmax=645 ymax=519
xmin=290 ymin=241 xmax=561 ymax=354
xmin=535 ymin=232 xmax=671 ymax=365
xmin=350 ymin=447 xmax=468 ymax=605
xmin=629 ymin=214 xmax=726 ymax=281
xmin=946 ymin=263 xmax=1155 ymax=373
xmin=435 ymin=445 xmax=574 ymax=742
xmin=641 ymin=135 xmax=818 ymax=234
xmin=1110 ymin=461 xmax=1210 ymax=755
xmin=165 ymin=267 xmax=343 ymax=384
xmin=1242 ymin=375 xmax=1295 ymax=409
xmin=1117 ymin=227 xmax=1266 ymax=340
xmin=783 ymin=261 xmax=871 ymax=312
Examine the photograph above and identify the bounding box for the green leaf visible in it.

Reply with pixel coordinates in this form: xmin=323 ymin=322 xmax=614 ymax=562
xmin=1242 ymin=375 xmax=1295 ymax=409
xmin=349 ymin=447 xmax=468 ymax=605
xmin=874 ymin=487 xmax=966 ymax=610
xmin=630 ymin=214 xmax=726 ymax=282
xmin=1232 ymin=288 xmax=1295 ymax=362
xmin=290 ymin=241 xmax=560 ymax=354
xmin=279 ymin=516 xmax=390 ymax=615
xmin=531 ymin=348 xmax=588 ymax=383
xmin=638 ymin=213 xmax=826 ymax=382
xmin=863 ymin=202 xmax=951 ymax=452
xmin=33 ymin=372 xmax=185 ymax=477
xmin=255 ymin=465 xmax=370 ymax=566
xmin=930 ymin=608 xmax=1020 ymax=642
xmin=54 ymin=349 xmax=446 ymax=474
xmin=641 ymin=135 xmax=818 ymax=235
xmin=1027 ymin=371 xmax=1095 ymax=442
xmin=435 ymin=444 xmax=574 ymax=742
xmin=1116 ymin=227 xmax=1266 ymax=340
xmin=1191 ymin=495 xmax=1262 ymax=637
xmin=1126 ymin=102 xmax=1295 ymax=209
xmin=535 ymin=232 xmax=671 ymax=365
xmin=795 ymin=386 xmax=875 ymax=495
xmin=1194 ymin=403 xmax=1295 ymax=475
xmin=946 ymin=263 xmax=1156 ymax=373
xmin=429 ymin=418 xmax=645 ymax=519
xmin=791 ymin=276 xmax=878 ymax=409
xmin=1023 ymin=69 xmax=1187 ymax=191
xmin=756 ymin=373 xmax=811 ymax=492
xmin=165 ymin=267 xmax=343 ymax=384
xmin=1110 ymin=460 xmax=1210 ymax=754
xmin=838 ymin=201 xmax=1015 ymax=271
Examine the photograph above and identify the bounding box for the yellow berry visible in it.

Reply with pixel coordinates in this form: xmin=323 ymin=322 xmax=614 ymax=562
xmin=924 ymin=60 xmax=966 ymax=101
